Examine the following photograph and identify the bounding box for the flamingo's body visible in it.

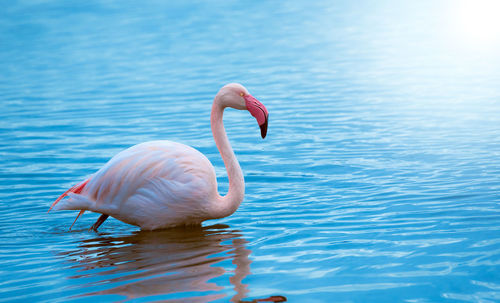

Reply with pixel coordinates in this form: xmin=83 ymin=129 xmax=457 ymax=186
xmin=57 ymin=141 xmax=218 ymax=230
xmin=49 ymin=83 xmax=268 ymax=231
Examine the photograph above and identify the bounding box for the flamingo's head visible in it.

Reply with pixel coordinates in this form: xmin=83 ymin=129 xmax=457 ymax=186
xmin=218 ymin=83 xmax=269 ymax=138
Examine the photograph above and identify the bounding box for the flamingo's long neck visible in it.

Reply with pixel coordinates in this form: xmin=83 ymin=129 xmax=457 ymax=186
xmin=211 ymin=97 xmax=245 ymax=218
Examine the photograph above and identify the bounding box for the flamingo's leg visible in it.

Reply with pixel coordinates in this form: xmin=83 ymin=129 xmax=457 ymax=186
xmin=69 ymin=210 xmax=85 ymax=230
xmin=89 ymin=214 xmax=109 ymax=232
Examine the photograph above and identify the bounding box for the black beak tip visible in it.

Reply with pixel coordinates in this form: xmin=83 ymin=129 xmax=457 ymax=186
xmin=260 ymin=115 xmax=268 ymax=139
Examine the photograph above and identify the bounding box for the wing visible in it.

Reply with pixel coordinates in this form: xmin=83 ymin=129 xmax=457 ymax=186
xmin=81 ymin=141 xmax=218 ymax=229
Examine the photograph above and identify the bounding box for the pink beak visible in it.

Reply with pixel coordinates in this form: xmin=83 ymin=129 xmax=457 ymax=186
xmin=244 ymin=94 xmax=269 ymax=138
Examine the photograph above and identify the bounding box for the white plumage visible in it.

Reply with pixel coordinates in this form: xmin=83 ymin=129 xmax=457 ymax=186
xmin=49 ymin=83 xmax=269 ymax=231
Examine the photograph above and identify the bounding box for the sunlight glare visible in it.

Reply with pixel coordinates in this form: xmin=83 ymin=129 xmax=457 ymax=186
xmin=454 ymin=0 xmax=500 ymax=47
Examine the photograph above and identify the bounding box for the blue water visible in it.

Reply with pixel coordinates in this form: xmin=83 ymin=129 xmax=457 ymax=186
xmin=1 ymin=1 xmax=500 ymax=302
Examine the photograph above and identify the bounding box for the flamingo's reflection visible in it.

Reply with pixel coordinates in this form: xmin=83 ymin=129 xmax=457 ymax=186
xmin=61 ymin=224 xmax=251 ymax=302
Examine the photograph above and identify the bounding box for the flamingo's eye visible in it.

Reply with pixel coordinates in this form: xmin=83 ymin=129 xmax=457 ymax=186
xmin=240 ymin=92 xmax=244 ymax=96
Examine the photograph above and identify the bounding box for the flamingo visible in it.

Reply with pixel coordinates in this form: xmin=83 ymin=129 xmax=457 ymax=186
xmin=48 ymin=83 xmax=269 ymax=231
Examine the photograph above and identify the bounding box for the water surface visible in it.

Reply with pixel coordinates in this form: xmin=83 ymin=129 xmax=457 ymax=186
xmin=1 ymin=1 xmax=500 ymax=302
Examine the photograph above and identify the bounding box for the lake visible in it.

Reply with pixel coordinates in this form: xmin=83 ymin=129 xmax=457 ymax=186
xmin=1 ymin=1 xmax=500 ymax=302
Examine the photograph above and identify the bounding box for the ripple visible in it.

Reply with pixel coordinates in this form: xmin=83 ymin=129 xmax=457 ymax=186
xmin=1 ymin=0 xmax=500 ymax=302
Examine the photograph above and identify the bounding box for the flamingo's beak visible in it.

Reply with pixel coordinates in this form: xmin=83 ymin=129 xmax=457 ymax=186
xmin=259 ymin=114 xmax=268 ymax=139
xmin=244 ymin=94 xmax=269 ymax=139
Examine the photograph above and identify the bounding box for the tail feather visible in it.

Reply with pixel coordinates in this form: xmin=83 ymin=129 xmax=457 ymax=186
xmin=55 ymin=192 xmax=94 ymax=211
xmin=48 ymin=178 xmax=90 ymax=213
xmin=49 ymin=179 xmax=92 ymax=230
